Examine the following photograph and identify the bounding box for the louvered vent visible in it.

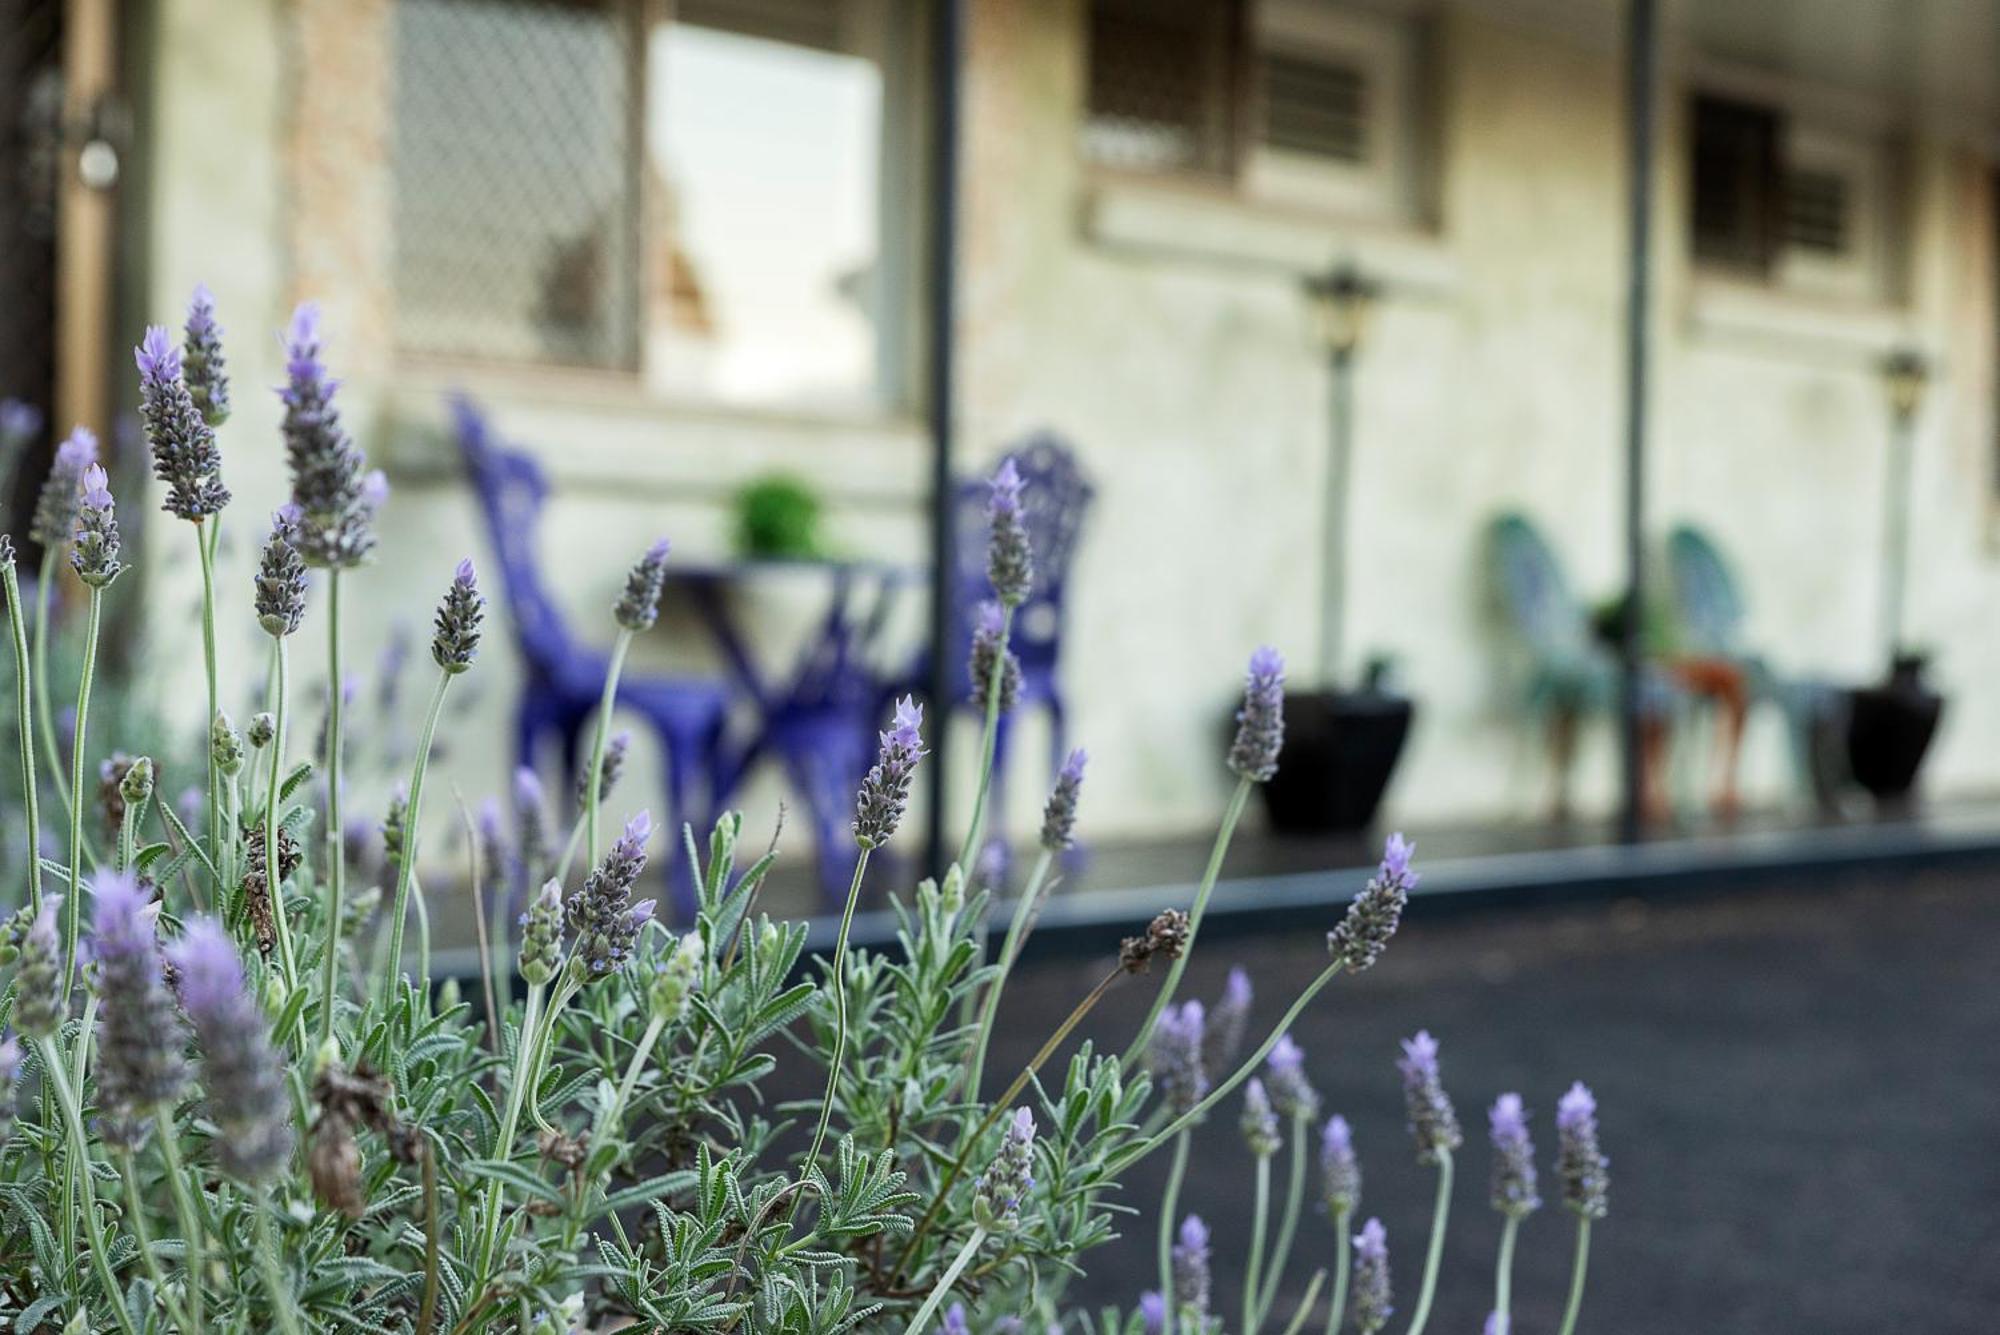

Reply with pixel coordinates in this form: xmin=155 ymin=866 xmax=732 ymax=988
xmin=1259 ymin=49 xmax=1367 ymax=163
xmin=1783 ymin=167 xmax=1850 ymax=255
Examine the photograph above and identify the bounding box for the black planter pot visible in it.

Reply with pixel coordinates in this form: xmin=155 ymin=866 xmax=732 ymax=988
xmin=1260 ymin=688 xmax=1414 ymax=835
xmin=1846 ymin=655 xmax=1945 ymax=802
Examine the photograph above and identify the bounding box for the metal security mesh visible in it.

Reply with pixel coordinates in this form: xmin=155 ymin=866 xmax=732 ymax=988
xmin=1081 ymin=0 xmax=1243 ymax=177
xmin=393 ymin=0 xmax=640 ymax=369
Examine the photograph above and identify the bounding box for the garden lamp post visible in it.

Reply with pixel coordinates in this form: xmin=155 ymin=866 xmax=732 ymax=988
xmin=1878 ymin=347 xmax=1929 ymax=667
xmin=1304 ymin=263 xmax=1379 ymax=686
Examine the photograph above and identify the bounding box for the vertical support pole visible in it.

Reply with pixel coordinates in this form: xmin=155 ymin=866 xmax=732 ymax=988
xmin=57 ymin=0 xmax=117 ymax=438
xmin=1881 ymin=406 xmax=1914 ymax=668
xmin=923 ymin=0 xmax=965 ymax=877
xmin=1618 ymin=0 xmax=1658 ymax=843
xmin=1318 ymin=344 xmax=1354 ymax=687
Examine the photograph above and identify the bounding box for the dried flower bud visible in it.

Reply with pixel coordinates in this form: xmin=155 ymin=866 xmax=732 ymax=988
xmin=1240 ymin=1077 xmax=1282 ymax=1157
xmin=1352 ymin=1217 xmax=1394 ymax=1333
xmin=70 ymin=463 xmax=123 ymax=587
xmin=579 ymin=730 xmax=631 ymax=807
xmin=9 ymin=900 xmax=63 ymax=1038
xmin=1171 ymin=1214 xmax=1212 ymax=1321
xmin=212 ymin=710 xmax=245 ymax=777
xmin=91 ymin=871 xmax=188 ymax=1149
xmin=1226 ymin=646 xmax=1285 ymax=782
xmin=1204 ymin=965 xmax=1252 ymax=1072
xmin=136 ymin=323 xmax=229 ymax=521
xmin=566 ymin=813 xmax=654 ymax=977
xmin=1039 ymin=748 xmax=1088 ymax=851
xmin=967 ymin=600 xmax=1021 ymax=712
xmin=0 ymin=535 xmax=13 ymax=569
xmin=1397 ymin=1030 xmax=1462 ymax=1165
xmin=852 ymin=697 xmax=925 ymax=849
xmin=613 ymin=537 xmax=671 ymax=631
xmin=1556 ymin=1082 xmax=1609 ymax=1220
xmin=183 ymin=284 xmax=231 ymax=427
xmin=171 ymin=917 xmax=292 ymax=1183
xmin=248 ymin=712 xmax=276 ymax=749
xmin=647 ymin=930 xmax=704 ymax=1025
xmin=986 ymin=457 xmax=1033 ymax=607
xmin=431 ymin=558 xmax=484 ymax=674
xmin=1266 ymin=1033 xmax=1321 ymax=1122
xmin=254 ymin=511 xmax=308 ymax=636
xmin=1328 ymin=832 xmax=1415 ymax=973
xmin=30 ymin=428 xmax=96 ymax=550
xmin=1320 ymin=1114 xmax=1362 ymax=1214
xmin=972 ymin=1106 xmax=1037 ymax=1230
xmin=518 ymin=880 xmax=564 ymax=986
xmin=1489 ymin=1093 xmax=1541 ymax=1218
xmin=1147 ymin=1000 xmax=1208 ymax=1116
xmin=1120 ymin=907 xmax=1189 ymax=974
xmin=242 ymin=823 xmax=301 ymax=959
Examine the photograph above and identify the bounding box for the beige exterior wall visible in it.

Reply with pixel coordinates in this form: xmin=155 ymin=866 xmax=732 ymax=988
xmin=134 ymin=0 xmax=2000 ymax=866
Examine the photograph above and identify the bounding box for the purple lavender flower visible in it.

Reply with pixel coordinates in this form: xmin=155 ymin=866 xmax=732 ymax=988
xmin=1328 ymin=832 xmax=1416 ymax=973
xmin=30 ymin=428 xmax=97 ymax=549
xmin=614 ymin=537 xmax=671 ymax=632
xmin=1489 ymin=1092 xmax=1541 ymax=1218
xmin=1352 ymin=1218 xmax=1394 ymax=1334
xmin=1397 ymin=1030 xmax=1462 ymax=1164
xmin=986 ymin=457 xmax=1032 ymax=606
xmin=1226 ymin=646 xmax=1285 ymax=782
xmin=183 ymin=283 xmax=231 ymax=426
xmin=565 ymin=812 xmax=653 ymax=977
xmin=579 ymin=729 xmax=632 ymax=806
xmin=0 ymin=1033 xmax=20 ymax=1141
xmin=515 ymin=766 xmax=551 ymax=891
xmin=1146 ymin=999 xmax=1208 ymax=1115
xmin=1485 ymin=1313 xmax=1510 ymax=1335
xmin=967 ymin=598 xmax=1022 ymax=715
xmin=254 ymin=509 xmax=308 ymax=636
xmin=10 ymin=899 xmax=63 ymax=1038
xmin=136 ymin=323 xmax=229 ymax=520
xmin=1556 ymin=1082 xmax=1609 ymax=1220
xmin=1039 ymin=747 xmax=1088 ymax=851
xmin=973 ymin=1106 xmax=1037 ymax=1229
xmin=69 ymin=463 xmax=122 ymax=587
xmin=280 ymin=303 xmax=379 ymax=569
xmin=1203 ymin=965 xmax=1252 ymax=1072
xmin=1171 ymin=1214 xmax=1212 ymax=1320
xmin=431 ymin=558 xmax=485 ymax=674
xmin=0 ymin=398 xmax=41 ymax=448
xmin=942 ymin=1304 xmax=969 ymax=1335
xmin=1266 ymin=1033 xmax=1321 ymax=1122
xmin=1320 ymin=1114 xmax=1361 ymax=1213
xmin=90 ymin=870 xmax=188 ymax=1148
xmin=519 ymin=879 xmax=564 ymax=986
xmin=852 ymin=697 xmax=925 ymax=849
xmin=1240 ymin=1076 xmax=1281 ymax=1157
xmin=170 ymin=917 xmax=293 ymax=1183
xmin=1138 ymin=1292 xmax=1167 ymax=1335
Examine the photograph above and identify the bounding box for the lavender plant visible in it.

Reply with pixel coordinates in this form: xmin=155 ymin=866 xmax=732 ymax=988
xmin=0 ymin=305 xmax=1610 ymax=1335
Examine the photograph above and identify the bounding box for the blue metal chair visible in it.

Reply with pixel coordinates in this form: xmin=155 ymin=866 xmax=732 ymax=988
xmin=452 ymin=396 xmax=730 ymax=916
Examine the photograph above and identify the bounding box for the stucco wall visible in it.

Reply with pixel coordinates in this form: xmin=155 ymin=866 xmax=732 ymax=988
xmin=133 ymin=0 xmax=2000 ymax=873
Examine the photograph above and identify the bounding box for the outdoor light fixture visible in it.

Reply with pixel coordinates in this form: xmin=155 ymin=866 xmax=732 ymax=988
xmin=1305 ymin=263 xmax=1379 ymax=359
xmin=1881 ymin=346 xmax=1930 ymax=420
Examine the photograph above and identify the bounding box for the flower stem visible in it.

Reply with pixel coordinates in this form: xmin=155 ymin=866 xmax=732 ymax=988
xmin=265 ymin=637 xmax=301 ymax=1020
xmin=417 ymin=1140 xmax=442 ymax=1335
xmin=61 ymin=587 xmax=101 ymax=1000
xmin=1123 ymin=775 xmax=1253 ymax=1064
xmin=119 ymin=1151 xmax=197 ymax=1333
xmin=36 ymin=1037 xmax=139 ymax=1335
xmin=1157 ymin=1131 xmax=1191 ymax=1335
xmin=904 ymin=1225 xmax=986 ymax=1335
xmin=196 ymin=520 xmax=221 ymax=910
xmin=1278 ymin=1268 xmax=1327 ymax=1335
xmin=1113 ymin=959 xmax=1345 ymax=1174
xmin=1404 ymin=1148 xmax=1454 ymax=1335
xmin=252 ymin=1191 xmax=304 ymax=1335
xmin=963 ymin=846 xmax=1052 ymax=1107
xmin=796 ymin=847 xmax=872 ymax=1211
xmin=1324 ymin=1206 xmax=1353 ymax=1335
xmin=155 ymin=1117 xmax=207 ymax=1331
xmin=380 ymin=668 xmax=453 ymax=1007
xmin=956 ymin=605 xmax=1014 ymax=873
xmin=1245 ymin=1151 xmax=1273 ymax=1335
xmin=606 ymin=1012 xmax=668 ymax=1141
xmin=3 ymin=562 xmax=44 ymax=911
xmin=1493 ymin=1213 xmax=1521 ymax=1325
xmin=560 ymin=628 xmax=632 ymax=884
xmin=1556 ymin=1217 xmax=1593 ymax=1335
xmin=475 ymin=979 xmax=545 ymax=1280
xmin=318 ymin=568 xmax=346 ymax=1053
xmin=33 ymin=549 xmax=70 ymax=816
xmin=1256 ymin=1111 xmax=1311 ymax=1326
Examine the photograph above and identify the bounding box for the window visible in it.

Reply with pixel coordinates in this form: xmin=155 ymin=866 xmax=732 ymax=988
xmin=1079 ymin=0 xmax=1420 ymax=226
xmin=392 ymin=0 xmax=922 ymax=412
xmin=1689 ymin=92 xmax=1892 ymax=302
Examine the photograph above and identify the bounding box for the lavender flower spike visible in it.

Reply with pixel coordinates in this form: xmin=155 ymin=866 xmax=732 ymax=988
xmin=280 ymin=302 xmax=378 ymax=568
xmin=578 ymin=729 xmax=632 ymax=806
xmin=431 ymin=558 xmax=485 ymax=674
xmin=614 ymin=537 xmax=671 ymax=631
xmin=9 ymin=899 xmax=63 ymax=1039
xmin=1171 ymin=1214 xmax=1213 ymax=1320
xmin=1203 ymin=965 xmax=1251 ymax=1071
xmin=942 ymin=1304 xmax=969 ymax=1335
xmin=972 ymin=1106 xmax=1037 ymax=1229
xmin=515 ymin=766 xmax=552 ymax=888
xmin=136 ymin=323 xmax=229 ymax=521
xmin=171 ymin=918 xmax=293 ymax=1183
xmin=29 ymin=427 xmax=96 ymax=548
xmin=565 ymin=812 xmax=653 ymax=977
xmin=852 ymin=696 xmax=925 ymax=849
xmin=1489 ymin=1093 xmax=1541 ymax=1218
xmin=1266 ymin=1033 xmax=1321 ymax=1121
xmin=254 ymin=508 xmax=308 ymax=636
xmin=1485 ymin=1313 xmax=1510 ymax=1335
xmin=0 ymin=1034 xmax=20 ymax=1142
xmin=70 ymin=463 xmax=123 ymax=587
xmin=1556 ymin=1082 xmax=1610 ymax=1219
xmin=183 ymin=283 xmax=231 ymax=426
xmin=1396 ymin=1030 xmax=1462 ymax=1164
xmin=1352 ymin=1217 xmax=1394 ymax=1334
xmin=967 ymin=598 xmax=1022 ymax=712
xmin=0 ymin=398 xmax=41 ymax=448
xmin=1146 ymin=999 xmax=1208 ymax=1115
xmin=1039 ymin=747 xmax=1088 ymax=851
xmin=1227 ymin=646 xmax=1285 ymax=782
xmin=986 ymin=456 xmax=1033 ymax=606
xmin=1240 ymin=1076 xmax=1281 ymax=1157
xmin=1328 ymin=831 xmax=1417 ymax=973
xmin=1138 ymin=1292 xmax=1167 ymax=1335
xmin=1320 ymin=1114 xmax=1362 ymax=1213
xmin=90 ymin=869 xmax=188 ymax=1149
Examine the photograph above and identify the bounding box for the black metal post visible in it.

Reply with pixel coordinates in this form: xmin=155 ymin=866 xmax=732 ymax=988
xmin=1618 ymin=0 xmax=1657 ymax=844
xmin=923 ymin=0 xmax=964 ymax=877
